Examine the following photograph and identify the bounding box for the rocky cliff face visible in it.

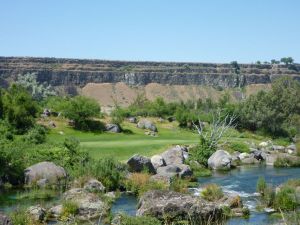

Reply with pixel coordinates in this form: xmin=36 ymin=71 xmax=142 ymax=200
xmin=1 ymin=57 xmax=300 ymax=89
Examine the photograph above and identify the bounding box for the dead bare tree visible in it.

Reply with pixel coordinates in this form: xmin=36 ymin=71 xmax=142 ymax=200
xmin=193 ymin=110 xmax=237 ymax=150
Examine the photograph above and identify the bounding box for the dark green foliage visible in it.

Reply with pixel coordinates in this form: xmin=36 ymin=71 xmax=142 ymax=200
xmin=63 ymin=95 xmax=101 ymax=130
xmin=274 ymin=157 xmax=300 ymax=167
xmin=115 ymin=214 xmax=161 ymax=225
xmin=280 ymin=57 xmax=294 ymax=65
xmin=2 ymin=84 xmax=38 ymax=134
xmin=23 ymin=125 xmax=47 ymax=144
xmin=190 ymin=136 xmax=215 ymax=167
xmin=274 ymin=186 xmax=297 ymax=211
xmin=256 ymin=177 xmax=267 ymax=194
xmin=238 ymin=77 xmax=300 ymax=137
xmin=89 ymin=157 xmax=125 ymax=191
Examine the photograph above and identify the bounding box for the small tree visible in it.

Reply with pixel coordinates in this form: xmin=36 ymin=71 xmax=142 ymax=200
xmin=190 ymin=111 xmax=236 ymax=166
xmin=280 ymin=57 xmax=294 ymax=65
xmin=64 ymin=96 xmax=101 ymax=130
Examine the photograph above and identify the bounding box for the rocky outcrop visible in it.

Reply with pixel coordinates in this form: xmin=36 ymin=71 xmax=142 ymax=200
xmin=208 ymin=150 xmax=232 ymax=170
xmin=127 ymin=154 xmax=156 ymax=173
xmin=63 ymin=188 xmax=109 ymax=221
xmin=0 ymin=213 xmax=12 ymax=225
xmin=84 ymin=179 xmax=105 ymax=193
xmin=27 ymin=205 xmax=46 ymax=222
xmin=137 ymin=119 xmax=157 ymax=132
xmin=151 ymin=155 xmax=166 ymax=170
xmin=24 ymin=161 xmax=67 ymax=188
xmin=105 ymin=123 xmax=121 ymax=133
xmin=137 ymin=190 xmax=223 ymax=223
xmin=161 ymin=146 xmax=185 ymax=165
xmin=1 ymin=57 xmax=300 ymax=89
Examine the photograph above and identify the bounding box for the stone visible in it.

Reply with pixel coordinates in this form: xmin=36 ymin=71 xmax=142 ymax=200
xmin=105 ymin=123 xmax=121 ymax=133
xmin=287 ymin=144 xmax=296 ymax=151
xmin=177 ymin=164 xmax=193 ymax=178
xmin=137 ymin=119 xmax=157 ymax=132
xmin=128 ymin=117 xmax=137 ymax=123
xmin=161 ymin=146 xmax=185 ymax=165
xmin=241 ymin=157 xmax=259 ymax=164
xmin=24 ymin=162 xmax=67 ymax=188
xmin=48 ymin=121 xmax=56 ymax=128
xmin=48 ymin=205 xmax=63 ymax=220
xmin=84 ymin=179 xmax=105 ymax=193
xmin=150 ymin=155 xmax=166 ymax=170
xmin=27 ymin=205 xmax=46 ymax=221
xmin=150 ymin=174 xmax=172 ymax=185
xmin=272 ymin=145 xmax=285 ymax=152
xmin=63 ymin=188 xmax=108 ymax=221
xmin=137 ymin=190 xmax=223 ymax=223
xmin=156 ymin=165 xmax=181 ymax=178
xmin=0 ymin=213 xmax=12 ymax=225
xmin=259 ymin=141 xmax=272 ymax=147
xmin=238 ymin=152 xmax=249 ymax=160
xmin=208 ymin=150 xmax=232 ymax=170
xmin=127 ymin=154 xmax=155 ymax=173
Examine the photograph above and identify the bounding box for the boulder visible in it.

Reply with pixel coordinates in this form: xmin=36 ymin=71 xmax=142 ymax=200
xmin=161 ymin=146 xmax=185 ymax=165
xmin=208 ymin=150 xmax=232 ymax=170
xmin=48 ymin=205 xmax=63 ymax=220
xmin=84 ymin=179 xmax=105 ymax=193
xmin=137 ymin=190 xmax=223 ymax=223
xmin=150 ymin=174 xmax=172 ymax=185
xmin=177 ymin=164 xmax=193 ymax=178
xmin=287 ymin=144 xmax=296 ymax=152
xmin=259 ymin=141 xmax=272 ymax=148
xmin=24 ymin=162 xmax=67 ymax=188
xmin=127 ymin=154 xmax=155 ymax=173
xmin=0 ymin=213 xmax=12 ymax=225
xmin=128 ymin=117 xmax=137 ymax=123
xmin=105 ymin=124 xmax=121 ymax=133
xmin=238 ymin=153 xmax=249 ymax=160
xmin=272 ymin=145 xmax=285 ymax=152
xmin=241 ymin=157 xmax=259 ymax=164
xmin=156 ymin=165 xmax=180 ymax=178
xmin=137 ymin=119 xmax=157 ymax=132
xmin=151 ymin=155 xmax=166 ymax=170
xmin=63 ymin=188 xmax=108 ymax=221
xmin=27 ymin=205 xmax=46 ymax=222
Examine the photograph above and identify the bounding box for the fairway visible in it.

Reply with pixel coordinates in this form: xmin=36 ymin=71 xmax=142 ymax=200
xmin=48 ymin=119 xmax=198 ymax=161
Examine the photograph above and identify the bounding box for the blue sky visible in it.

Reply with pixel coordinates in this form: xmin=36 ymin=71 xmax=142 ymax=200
xmin=0 ymin=0 xmax=299 ymax=63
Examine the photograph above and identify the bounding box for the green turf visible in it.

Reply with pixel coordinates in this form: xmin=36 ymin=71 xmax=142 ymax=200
xmin=48 ymin=120 xmax=198 ymax=161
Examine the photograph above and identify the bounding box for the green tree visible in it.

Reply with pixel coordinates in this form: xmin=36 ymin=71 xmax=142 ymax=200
xmin=280 ymin=57 xmax=294 ymax=65
xmin=0 ymin=89 xmax=3 ymax=119
xmin=64 ymin=96 xmax=101 ymax=130
xmin=3 ymin=84 xmax=38 ymax=133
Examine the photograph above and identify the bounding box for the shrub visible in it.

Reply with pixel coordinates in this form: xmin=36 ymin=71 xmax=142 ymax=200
xmin=125 ymin=173 xmax=167 ymax=197
xmin=229 ymin=141 xmax=249 ymax=153
xmin=10 ymin=208 xmax=40 ymax=225
xmin=23 ymin=125 xmax=47 ymax=144
xmin=90 ymin=157 xmax=125 ymax=191
xmin=62 ymin=201 xmax=79 ymax=218
xmin=201 ymin=184 xmax=224 ymax=201
xmin=115 ymin=214 xmax=161 ymax=225
xmin=187 ymin=160 xmax=212 ymax=177
xmin=190 ymin=137 xmax=215 ymax=167
xmin=274 ymin=157 xmax=300 ymax=167
xmin=274 ymin=186 xmax=297 ymax=211
xmin=256 ymin=177 xmax=267 ymax=195
xmin=169 ymin=177 xmax=189 ymax=193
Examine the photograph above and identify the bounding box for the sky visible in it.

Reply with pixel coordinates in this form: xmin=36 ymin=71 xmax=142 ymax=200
xmin=0 ymin=0 xmax=300 ymax=63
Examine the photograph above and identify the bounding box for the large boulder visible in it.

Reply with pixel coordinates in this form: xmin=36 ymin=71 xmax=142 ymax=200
xmin=156 ymin=164 xmax=193 ymax=179
xmin=208 ymin=150 xmax=232 ymax=170
xmin=63 ymin=188 xmax=109 ymax=221
xmin=84 ymin=179 xmax=105 ymax=193
xmin=128 ymin=117 xmax=137 ymax=123
xmin=151 ymin=155 xmax=166 ymax=170
xmin=127 ymin=154 xmax=155 ymax=173
xmin=137 ymin=119 xmax=157 ymax=132
xmin=161 ymin=146 xmax=185 ymax=165
xmin=24 ymin=162 xmax=67 ymax=188
xmin=27 ymin=205 xmax=46 ymax=222
xmin=48 ymin=205 xmax=63 ymax=220
xmin=0 ymin=213 xmax=12 ymax=225
xmin=105 ymin=123 xmax=121 ymax=133
xmin=137 ymin=190 xmax=223 ymax=223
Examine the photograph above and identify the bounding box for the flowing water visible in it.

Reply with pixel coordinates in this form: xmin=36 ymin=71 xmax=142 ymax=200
xmin=111 ymin=166 xmax=300 ymax=224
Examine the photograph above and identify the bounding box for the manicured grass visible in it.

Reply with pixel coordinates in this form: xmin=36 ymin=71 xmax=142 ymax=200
xmin=47 ymin=118 xmax=198 ymax=161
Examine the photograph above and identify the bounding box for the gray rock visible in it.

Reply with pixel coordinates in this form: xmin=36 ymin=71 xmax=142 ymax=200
xmin=84 ymin=179 xmax=105 ymax=193
xmin=238 ymin=153 xmax=249 ymax=160
xmin=0 ymin=213 xmax=12 ymax=225
xmin=241 ymin=157 xmax=260 ymax=164
xmin=127 ymin=154 xmax=155 ymax=173
xmin=105 ymin=124 xmax=121 ymax=133
xmin=27 ymin=205 xmax=46 ymax=221
xmin=272 ymin=145 xmax=285 ymax=152
xmin=151 ymin=155 xmax=166 ymax=170
xmin=161 ymin=146 xmax=185 ymax=165
xmin=156 ymin=165 xmax=180 ymax=178
xmin=208 ymin=150 xmax=232 ymax=170
xmin=137 ymin=119 xmax=157 ymax=132
xmin=24 ymin=162 xmax=67 ymax=187
xmin=137 ymin=190 xmax=223 ymax=223
xmin=150 ymin=174 xmax=172 ymax=185
xmin=128 ymin=117 xmax=137 ymax=123
xmin=177 ymin=164 xmax=193 ymax=178
xmin=287 ymin=144 xmax=296 ymax=151
xmin=63 ymin=188 xmax=108 ymax=221
xmin=48 ymin=205 xmax=63 ymax=220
